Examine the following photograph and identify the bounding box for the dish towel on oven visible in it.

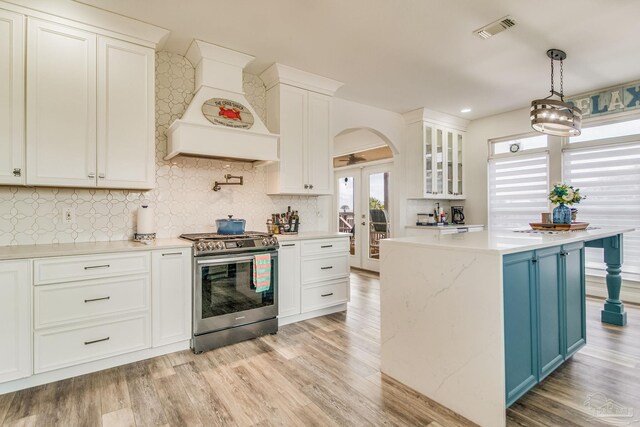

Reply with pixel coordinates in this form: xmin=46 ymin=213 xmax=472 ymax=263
xmin=253 ymin=253 xmax=272 ymax=292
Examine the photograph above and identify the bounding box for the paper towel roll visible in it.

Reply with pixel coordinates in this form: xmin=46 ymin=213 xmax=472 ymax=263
xmin=137 ymin=205 xmax=155 ymax=234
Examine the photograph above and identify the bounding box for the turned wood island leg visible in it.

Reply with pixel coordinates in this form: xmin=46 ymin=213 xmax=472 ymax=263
xmin=586 ymin=234 xmax=627 ymax=326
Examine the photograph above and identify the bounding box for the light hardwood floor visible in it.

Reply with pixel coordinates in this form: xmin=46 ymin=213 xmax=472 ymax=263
xmin=0 ymin=270 xmax=638 ymax=427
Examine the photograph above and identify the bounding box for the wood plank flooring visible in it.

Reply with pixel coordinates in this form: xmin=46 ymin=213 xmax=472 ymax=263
xmin=1 ymin=270 xmax=639 ymax=426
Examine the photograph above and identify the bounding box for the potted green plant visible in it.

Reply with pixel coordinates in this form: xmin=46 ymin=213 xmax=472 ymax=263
xmin=548 ymin=183 xmax=583 ymax=224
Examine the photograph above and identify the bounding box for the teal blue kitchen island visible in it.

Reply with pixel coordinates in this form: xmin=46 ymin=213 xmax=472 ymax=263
xmin=380 ymin=227 xmax=633 ymax=427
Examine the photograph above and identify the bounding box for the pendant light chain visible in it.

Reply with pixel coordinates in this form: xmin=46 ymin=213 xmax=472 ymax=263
xmin=560 ymin=58 xmax=564 ymax=100
xmin=550 ymin=55 xmax=555 ymax=94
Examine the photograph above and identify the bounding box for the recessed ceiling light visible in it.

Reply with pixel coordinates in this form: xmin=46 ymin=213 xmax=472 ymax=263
xmin=460 ymin=108 xmax=471 ymax=113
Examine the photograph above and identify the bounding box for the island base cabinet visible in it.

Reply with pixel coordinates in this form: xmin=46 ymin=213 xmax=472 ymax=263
xmin=564 ymin=243 xmax=586 ymax=356
xmin=536 ymin=247 xmax=564 ymax=379
xmin=0 ymin=261 xmax=31 ymax=383
xmin=503 ymin=251 xmax=538 ymax=407
xmin=504 ymin=243 xmax=586 ymax=407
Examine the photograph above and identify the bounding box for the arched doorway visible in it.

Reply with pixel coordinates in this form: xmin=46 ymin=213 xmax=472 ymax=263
xmin=333 ymin=128 xmax=395 ymax=272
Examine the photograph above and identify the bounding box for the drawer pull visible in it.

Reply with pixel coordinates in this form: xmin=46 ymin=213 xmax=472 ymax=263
xmin=84 ymin=296 xmax=110 ymax=303
xmin=320 ymin=245 xmax=333 ymax=249
xmin=321 ymin=293 xmax=334 ymax=297
xmin=84 ymin=337 xmax=110 ymax=346
xmin=281 ymin=244 xmax=296 ymax=247
xmin=321 ymin=266 xmax=333 ymax=270
xmin=162 ymin=252 xmax=182 ymax=256
xmin=84 ymin=264 xmax=110 ymax=270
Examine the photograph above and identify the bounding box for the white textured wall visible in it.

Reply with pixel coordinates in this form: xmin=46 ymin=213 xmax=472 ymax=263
xmin=464 ymin=107 xmax=531 ymax=227
xmin=0 ymin=52 xmax=323 ymax=246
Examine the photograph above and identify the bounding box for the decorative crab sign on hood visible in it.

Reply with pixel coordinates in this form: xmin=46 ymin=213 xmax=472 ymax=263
xmin=202 ymin=98 xmax=255 ymax=130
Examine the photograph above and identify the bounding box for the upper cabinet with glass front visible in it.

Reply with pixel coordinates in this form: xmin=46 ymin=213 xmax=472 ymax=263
xmin=404 ymin=108 xmax=468 ymax=199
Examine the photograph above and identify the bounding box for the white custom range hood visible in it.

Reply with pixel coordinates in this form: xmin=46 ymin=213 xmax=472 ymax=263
xmin=166 ymin=40 xmax=279 ymax=162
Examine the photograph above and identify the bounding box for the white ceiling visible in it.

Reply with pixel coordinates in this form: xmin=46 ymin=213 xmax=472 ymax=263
xmin=77 ymin=0 xmax=640 ymax=120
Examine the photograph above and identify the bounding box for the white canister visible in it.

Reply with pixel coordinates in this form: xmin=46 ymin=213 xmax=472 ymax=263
xmin=137 ymin=205 xmax=155 ymax=235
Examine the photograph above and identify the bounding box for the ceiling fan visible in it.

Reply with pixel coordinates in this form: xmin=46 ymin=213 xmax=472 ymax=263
xmin=338 ymin=153 xmax=367 ymax=165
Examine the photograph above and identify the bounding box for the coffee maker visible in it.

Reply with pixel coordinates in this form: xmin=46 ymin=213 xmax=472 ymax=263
xmin=451 ymin=206 xmax=465 ymax=224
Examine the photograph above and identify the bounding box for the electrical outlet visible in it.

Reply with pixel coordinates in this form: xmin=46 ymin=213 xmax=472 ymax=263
xmin=63 ymin=207 xmax=76 ymax=224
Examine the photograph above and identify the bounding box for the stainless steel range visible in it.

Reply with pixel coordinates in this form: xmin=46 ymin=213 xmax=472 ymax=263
xmin=180 ymin=232 xmax=279 ymax=353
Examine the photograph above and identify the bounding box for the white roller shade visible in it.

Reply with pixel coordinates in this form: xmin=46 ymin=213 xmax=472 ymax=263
xmin=489 ymin=154 xmax=549 ymax=230
xmin=564 ymin=143 xmax=640 ymax=275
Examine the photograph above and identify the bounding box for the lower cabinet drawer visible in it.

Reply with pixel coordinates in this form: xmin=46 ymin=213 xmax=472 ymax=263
xmin=34 ymin=275 xmax=150 ymax=329
xmin=34 ymin=315 xmax=150 ymax=373
xmin=301 ymin=255 xmax=349 ymax=284
xmin=301 ymin=281 xmax=348 ymax=313
xmin=34 ymin=252 xmax=150 ymax=285
xmin=300 ymin=238 xmax=349 ymax=256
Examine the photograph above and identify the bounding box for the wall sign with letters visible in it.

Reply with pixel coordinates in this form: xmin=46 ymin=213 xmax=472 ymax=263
xmin=567 ymin=81 xmax=640 ymax=119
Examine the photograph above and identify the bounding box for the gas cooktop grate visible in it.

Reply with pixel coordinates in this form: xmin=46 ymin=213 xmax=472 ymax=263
xmin=180 ymin=232 xmax=271 ymax=241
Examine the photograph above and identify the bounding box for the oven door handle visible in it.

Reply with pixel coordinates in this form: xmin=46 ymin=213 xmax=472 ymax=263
xmin=196 ymin=254 xmax=275 ymax=265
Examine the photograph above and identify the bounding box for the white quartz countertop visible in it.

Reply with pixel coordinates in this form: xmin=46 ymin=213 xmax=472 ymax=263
xmin=405 ymin=224 xmax=484 ymax=229
xmin=0 ymin=238 xmax=192 ymax=261
xmin=276 ymin=231 xmax=351 ymax=241
xmin=383 ymin=227 xmax=636 ymax=255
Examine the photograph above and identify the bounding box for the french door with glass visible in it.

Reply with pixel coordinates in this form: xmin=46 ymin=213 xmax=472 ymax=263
xmin=335 ymin=163 xmax=391 ymax=272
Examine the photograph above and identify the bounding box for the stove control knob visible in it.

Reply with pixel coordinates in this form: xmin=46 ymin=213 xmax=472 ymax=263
xmin=206 ymin=241 xmax=215 ymax=251
xmin=262 ymin=238 xmax=269 ymax=246
xmin=214 ymin=241 xmax=225 ymax=250
xmin=196 ymin=242 xmax=207 ymax=251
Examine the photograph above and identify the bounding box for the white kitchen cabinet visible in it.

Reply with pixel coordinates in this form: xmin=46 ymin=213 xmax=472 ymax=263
xmin=151 ymin=248 xmax=192 ymax=347
xmin=265 ymin=84 xmax=332 ymax=195
xmin=97 ymin=36 xmax=155 ymax=189
xmin=0 ymin=260 xmax=31 ymax=383
xmin=404 ymin=110 xmax=467 ymax=200
xmin=0 ymin=9 xmax=25 ymax=185
xmin=306 ymin=92 xmax=332 ymax=195
xmin=26 ymin=18 xmax=97 ymax=188
xmin=277 ymin=236 xmax=350 ymax=325
xmin=277 ymin=241 xmax=301 ymax=318
xmin=25 ymin=18 xmax=155 ymax=190
xmin=261 ymin=63 xmax=342 ymax=196
xmin=33 ymin=251 xmax=152 ymax=374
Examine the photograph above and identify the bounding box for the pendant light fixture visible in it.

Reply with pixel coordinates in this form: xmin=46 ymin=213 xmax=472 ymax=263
xmin=530 ymin=49 xmax=582 ymax=137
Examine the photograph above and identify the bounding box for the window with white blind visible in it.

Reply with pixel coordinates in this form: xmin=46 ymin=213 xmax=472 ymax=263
xmin=563 ymin=142 xmax=640 ymax=276
xmin=489 ymin=154 xmax=549 ymax=230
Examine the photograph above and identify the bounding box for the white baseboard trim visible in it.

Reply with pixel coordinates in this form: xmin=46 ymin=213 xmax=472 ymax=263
xmin=586 ymin=276 xmax=640 ymax=304
xmin=278 ymin=303 xmax=347 ymax=327
xmin=0 ymin=340 xmax=190 ymax=395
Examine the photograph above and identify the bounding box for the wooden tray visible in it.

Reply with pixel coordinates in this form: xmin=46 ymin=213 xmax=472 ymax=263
xmin=529 ymin=222 xmax=589 ymax=231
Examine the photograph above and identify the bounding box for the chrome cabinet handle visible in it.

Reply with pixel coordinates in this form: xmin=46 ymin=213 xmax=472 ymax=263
xmin=281 ymin=244 xmax=296 ymax=247
xmin=162 ymin=252 xmax=182 ymax=256
xmin=321 ymin=293 xmax=334 ymax=297
xmin=12 ymin=168 xmax=21 ymax=177
xmin=88 ymin=172 xmax=96 ymax=178
xmin=84 ymin=264 xmax=110 ymax=270
xmin=84 ymin=296 xmax=110 ymax=303
xmin=84 ymin=337 xmax=110 ymax=345
xmin=98 ymin=173 xmax=105 ymax=179
xmin=320 ymin=245 xmax=333 ymax=248
xmin=304 ymin=184 xmax=309 ymax=189
xmin=309 ymin=184 xmax=314 ymax=189
xmin=321 ymin=266 xmax=333 ymax=270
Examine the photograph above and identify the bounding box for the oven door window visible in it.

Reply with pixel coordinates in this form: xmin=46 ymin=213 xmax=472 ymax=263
xmin=200 ymin=258 xmax=275 ymax=318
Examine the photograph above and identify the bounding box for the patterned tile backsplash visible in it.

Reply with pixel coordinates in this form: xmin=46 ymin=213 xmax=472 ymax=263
xmin=0 ymin=52 xmax=322 ymax=246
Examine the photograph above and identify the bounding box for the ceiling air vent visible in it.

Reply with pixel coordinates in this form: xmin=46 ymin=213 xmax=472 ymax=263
xmin=474 ymin=16 xmax=516 ymax=39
